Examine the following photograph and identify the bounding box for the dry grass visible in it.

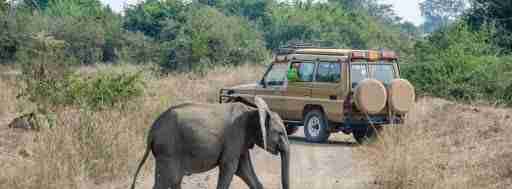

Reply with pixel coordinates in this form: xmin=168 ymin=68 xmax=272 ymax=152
xmin=356 ymin=97 xmax=512 ymax=189
xmin=3 ymin=63 xmax=511 ymax=189
xmin=0 ymin=64 xmax=264 ymax=189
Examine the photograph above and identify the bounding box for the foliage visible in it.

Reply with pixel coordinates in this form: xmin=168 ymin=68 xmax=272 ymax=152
xmin=20 ymin=67 xmax=145 ymax=111
xmin=0 ymin=12 xmax=18 ymax=63
xmin=17 ymin=32 xmax=145 ymax=110
xmin=466 ymin=0 xmax=512 ymax=52
xmin=163 ymin=5 xmax=268 ymax=72
xmin=0 ymin=0 xmax=7 ymax=12
xmin=262 ymin=1 xmax=410 ymax=52
xmin=402 ymin=23 xmax=512 ymax=104
xmin=420 ymin=0 xmax=466 ymax=33
xmin=123 ymin=0 xmax=186 ymax=39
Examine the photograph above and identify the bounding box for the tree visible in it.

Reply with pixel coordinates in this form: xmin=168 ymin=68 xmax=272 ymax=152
xmin=123 ymin=0 xmax=186 ymax=38
xmin=420 ymin=0 xmax=467 ymax=33
xmin=0 ymin=0 xmax=8 ymax=12
xmin=466 ymin=0 xmax=512 ymax=52
xmin=21 ymin=0 xmax=49 ymax=11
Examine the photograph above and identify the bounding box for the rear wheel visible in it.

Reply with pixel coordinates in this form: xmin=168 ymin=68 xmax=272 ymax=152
xmin=304 ymin=110 xmax=331 ymax=143
xmin=353 ymin=126 xmax=382 ymax=144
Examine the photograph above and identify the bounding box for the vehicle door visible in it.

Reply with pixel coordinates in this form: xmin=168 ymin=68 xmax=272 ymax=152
xmin=282 ymin=61 xmax=315 ymax=121
xmin=254 ymin=62 xmax=288 ymax=115
xmin=310 ymin=61 xmax=346 ymax=122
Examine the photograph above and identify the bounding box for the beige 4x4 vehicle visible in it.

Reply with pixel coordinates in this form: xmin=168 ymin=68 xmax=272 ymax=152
xmin=219 ymin=45 xmax=415 ymax=144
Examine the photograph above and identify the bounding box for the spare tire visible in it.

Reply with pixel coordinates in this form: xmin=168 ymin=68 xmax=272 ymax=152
xmin=388 ymin=79 xmax=415 ymax=114
xmin=354 ymin=79 xmax=387 ymax=114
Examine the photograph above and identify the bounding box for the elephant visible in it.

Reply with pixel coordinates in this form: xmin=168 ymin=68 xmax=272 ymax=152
xmin=130 ymin=96 xmax=290 ymax=189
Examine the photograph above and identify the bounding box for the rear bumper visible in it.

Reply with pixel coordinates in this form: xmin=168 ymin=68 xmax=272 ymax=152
xmin=345 ymin=115 xmax=404 ymax=126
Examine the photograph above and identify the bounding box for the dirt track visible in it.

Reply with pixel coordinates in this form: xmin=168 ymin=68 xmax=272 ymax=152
xmin=129 ymin=128 xmax=371 ymax=189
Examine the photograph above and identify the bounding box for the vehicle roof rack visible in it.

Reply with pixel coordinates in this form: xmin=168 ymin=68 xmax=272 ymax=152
xmin=275 ymin=41 xmax=336 ymax=55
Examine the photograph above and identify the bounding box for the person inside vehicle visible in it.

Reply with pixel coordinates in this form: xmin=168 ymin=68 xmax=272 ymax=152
xmin=287 ymin=63 xmax=300 ymax=82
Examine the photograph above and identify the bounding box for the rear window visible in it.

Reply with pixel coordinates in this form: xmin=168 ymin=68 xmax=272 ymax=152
xmin=350 ymin=64 xmax=368 ymax=88
xmin=370 ymin=64 xmax=395 ymax=85
xmin=351 ymin=64 xmax=396 ymax=88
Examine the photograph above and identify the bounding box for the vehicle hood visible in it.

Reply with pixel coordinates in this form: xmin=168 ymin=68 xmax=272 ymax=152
xmin=222 ymin=83 xmax=258 ymax=95
xmin=228 ymin=83 xmax=258 ymax=90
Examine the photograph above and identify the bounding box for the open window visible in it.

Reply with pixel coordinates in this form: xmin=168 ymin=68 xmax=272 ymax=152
xmin=289 ymin=61 xmax=315 ymax=82
xmin=262 ymin=63 xmax=288 ymax=86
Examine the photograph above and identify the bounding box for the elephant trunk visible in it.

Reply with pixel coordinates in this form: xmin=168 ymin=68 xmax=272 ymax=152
xmin=279 ymin=135 xmax=290 ymax=189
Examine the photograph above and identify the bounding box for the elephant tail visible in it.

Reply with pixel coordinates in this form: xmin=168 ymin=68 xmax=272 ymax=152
xmin=130 ymin=135 xmax=152 ymax=189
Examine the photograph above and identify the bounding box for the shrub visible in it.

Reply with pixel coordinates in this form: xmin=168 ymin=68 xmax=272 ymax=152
xmin=164 ymin=6 xmax=268 ymax=72
xmin=402 ymin=23 xmax=512 ymax=105
xmin=17 ymin=32 xmax=145 ymax=111
xmin=69 ymin=71 xmax=146 ymax=109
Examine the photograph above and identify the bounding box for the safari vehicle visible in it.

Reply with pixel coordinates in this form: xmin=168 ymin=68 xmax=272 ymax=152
xmin=219 ymin=43 xmax=415 ymax=144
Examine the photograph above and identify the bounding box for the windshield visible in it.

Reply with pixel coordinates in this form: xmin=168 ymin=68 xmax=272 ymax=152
xmin=351 ymin=63 xmax=396 ymax=88
xmin=263 ymin=63 xmax=288 ymax=86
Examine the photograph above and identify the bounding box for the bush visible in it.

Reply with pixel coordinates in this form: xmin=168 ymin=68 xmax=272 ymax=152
xmin=68 ymin=71 xmax=145 ymax=109
xmin=17 ymin=33 xmax=145 ymax=111
xmin=163 ymin=6 xmax=268 ymax=72
xmin=119 ymin=31 xmax=164 ymax=64
xmin=21 ymin=69 xmax=145 ymax=111
xmin=402 ymin=23 xmax=512 ymax=105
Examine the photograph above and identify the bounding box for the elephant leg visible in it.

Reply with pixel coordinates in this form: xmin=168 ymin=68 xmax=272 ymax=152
xmin=217 ymin=159 xmax=240 ymax=189
xmin=236 ymin=151 xmax=263 ymax=189
xmin=153 ymin=158 xmax=184 ymax=189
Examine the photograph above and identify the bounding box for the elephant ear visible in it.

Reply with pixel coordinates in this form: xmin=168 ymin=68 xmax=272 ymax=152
xmin=254 ymin=96 xmax=269 ymax=150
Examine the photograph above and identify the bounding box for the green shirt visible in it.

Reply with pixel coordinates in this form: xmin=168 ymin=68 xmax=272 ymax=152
xmin=287 ymin=68 xmax=299 ymax=82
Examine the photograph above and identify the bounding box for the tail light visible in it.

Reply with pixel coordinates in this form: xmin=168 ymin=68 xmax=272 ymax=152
xmin=381 ymin=51 xmax=397 ymax=60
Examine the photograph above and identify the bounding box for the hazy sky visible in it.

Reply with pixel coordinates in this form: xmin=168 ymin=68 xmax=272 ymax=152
xmin=381 ymin=0 xmax=424 ymax=25
xmin=101 ymin=0 xmax=424 ymax=25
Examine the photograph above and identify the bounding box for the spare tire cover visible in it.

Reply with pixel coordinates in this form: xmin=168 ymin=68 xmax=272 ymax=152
xmin=354 ymin=79 xmax=387 ymax=114
xmin=388 ymin=79 xmax=415 ymax=114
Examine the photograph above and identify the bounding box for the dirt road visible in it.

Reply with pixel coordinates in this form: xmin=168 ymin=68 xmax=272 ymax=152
xmin=130 ymin=128 xmax=372 ymax=189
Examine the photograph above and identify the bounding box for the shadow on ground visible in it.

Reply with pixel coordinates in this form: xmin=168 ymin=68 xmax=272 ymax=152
xmin=288 ymin=135 xmax=358 ymax=147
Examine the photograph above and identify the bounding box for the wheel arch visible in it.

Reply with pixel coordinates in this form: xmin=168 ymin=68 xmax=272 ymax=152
xmin=303 ymin=104 xmax=325 ymax=118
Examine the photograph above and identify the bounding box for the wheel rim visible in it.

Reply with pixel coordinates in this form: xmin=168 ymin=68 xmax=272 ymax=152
xmin=307 ymin=116 xmax=321 ymax=137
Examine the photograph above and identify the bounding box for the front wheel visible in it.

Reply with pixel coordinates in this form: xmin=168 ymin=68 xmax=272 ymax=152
xmin=303 ymin=110 xmax=331 ymax=143
xmin=353 ymin=126 xmax=382 ymax=144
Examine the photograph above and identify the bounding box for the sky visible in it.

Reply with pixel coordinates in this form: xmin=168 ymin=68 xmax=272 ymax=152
xmin=100 ymin=0 xmax=425 ymax=26
xmin=381 ymin=0 xmax=424 ymax=25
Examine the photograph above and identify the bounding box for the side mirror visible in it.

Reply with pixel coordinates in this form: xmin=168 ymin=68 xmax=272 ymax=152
xmin=260 ymin=78 xmax=267 ymax=88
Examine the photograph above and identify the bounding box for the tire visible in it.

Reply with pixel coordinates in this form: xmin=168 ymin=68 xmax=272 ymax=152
xmin=286 ymin=126 xmax=299 ymax=136
xmin=353 ymin=126 xmax=381 ymax=145
xmin=303 ymin=110 xmax=331 ymax=143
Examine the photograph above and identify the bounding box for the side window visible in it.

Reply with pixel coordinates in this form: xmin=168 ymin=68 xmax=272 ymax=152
xmin=316 ymin=62 xmax=341 ymax=83
xmin=291 ymin=62 xmax=315 ymax=82
xmin=264 ymin=63 xmax=288 ymax=86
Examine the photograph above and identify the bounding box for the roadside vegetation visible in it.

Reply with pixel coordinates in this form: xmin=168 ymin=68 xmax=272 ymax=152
xmin=1 ymin=0 xmax=512 ymax=189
